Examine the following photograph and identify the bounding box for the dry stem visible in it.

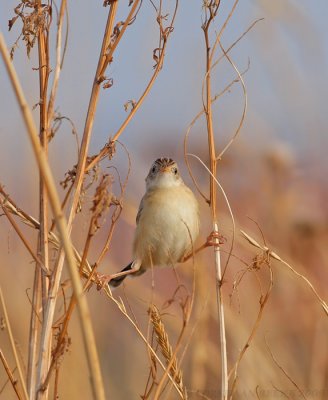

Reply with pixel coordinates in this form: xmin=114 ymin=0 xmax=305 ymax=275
xmin=0 ymin=349 xmax=24 ymax=400
xmin=0 ymin=287 xmax=29 ymax=400
xmin=0 ymin=196 xmax=47 ymax=273
xmin=202 ymin=2 xmax=232 ymax=398
xmin=0 ymin=32 xmax=106 ymax=400
xmin=265 ymin=337 xmax=308 ymax=400
xmin=106 ymin=292 xmax=185 ymax=397
xmin=65 ymin=2 xmax=118 ymax=227
xmin=87 ymin=0 xmax=179 ymax=172
xmin=240 ymin=230 xmax=328 ymax=316
xmin=34 ymin=1 xmax=51 ymax=396
xmin=229 ymin=262 xmax=274 ymax=398
xmin=35 ymin=12 xmax=121 ymax=380
xmin=184 ymin=17 xmax=260 ymax=201
xmin=47 ymin=0 xmax=67 ymax=125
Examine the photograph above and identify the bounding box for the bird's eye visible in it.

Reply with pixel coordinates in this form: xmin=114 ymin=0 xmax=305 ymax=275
xmin=173 ymin=167 xmax=178 ymax=175
xmin=151 ymin=166 xmax=156 ymax=174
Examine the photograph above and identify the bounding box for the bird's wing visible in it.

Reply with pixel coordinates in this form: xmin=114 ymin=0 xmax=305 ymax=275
xmin=136 ymin=195 xmax=145 ymax=225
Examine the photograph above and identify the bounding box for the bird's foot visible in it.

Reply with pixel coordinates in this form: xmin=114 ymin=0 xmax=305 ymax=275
xmin=95 ymin=273 xmax=113 ymax=290
xmin=206 ymin=231 xmax=226 ymax=247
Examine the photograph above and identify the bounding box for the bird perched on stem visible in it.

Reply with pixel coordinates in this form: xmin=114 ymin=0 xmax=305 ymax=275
xmin=106 ymin=157 xmax=200 ymax=287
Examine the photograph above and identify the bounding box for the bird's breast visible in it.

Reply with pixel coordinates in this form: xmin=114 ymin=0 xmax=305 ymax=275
xmin=133 ymin=186 xmax=199 ymax=267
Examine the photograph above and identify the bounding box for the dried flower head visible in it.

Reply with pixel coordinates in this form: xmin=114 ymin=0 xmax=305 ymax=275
xmin=90 ymin=174 xmax=114 ymax=234
xmin=9 ymin=1 xmax=51 ymax=58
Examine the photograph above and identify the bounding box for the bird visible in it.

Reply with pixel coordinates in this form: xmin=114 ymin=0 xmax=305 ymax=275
xmin=108 ymin=157 xmax=200 ymax=287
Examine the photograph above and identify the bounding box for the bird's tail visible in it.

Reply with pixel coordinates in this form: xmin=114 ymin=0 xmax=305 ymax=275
xmin=109 ymin=261 xmax=145 ymax=287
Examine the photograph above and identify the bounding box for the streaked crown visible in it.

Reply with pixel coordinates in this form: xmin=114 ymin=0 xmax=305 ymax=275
xmin=153 ymin=158 xmax=175 ymax=169
xmin=146 ymin=157 xmax=182 ymax=188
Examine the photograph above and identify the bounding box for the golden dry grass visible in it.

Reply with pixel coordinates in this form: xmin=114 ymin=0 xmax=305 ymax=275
xmin=0 ymin=1 xmax=327 ymax=400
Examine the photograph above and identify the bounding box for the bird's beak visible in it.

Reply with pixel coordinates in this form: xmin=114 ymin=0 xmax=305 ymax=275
xmin=159 ymin=166 xmax=171 ymax=173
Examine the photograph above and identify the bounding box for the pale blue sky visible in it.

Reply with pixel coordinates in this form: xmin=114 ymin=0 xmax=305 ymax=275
xmin=1 ymin=0 xmax=327 ymax=197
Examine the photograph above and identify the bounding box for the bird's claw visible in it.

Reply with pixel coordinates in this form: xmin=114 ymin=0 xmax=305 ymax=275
xmin=206 ymin=231 xmax=225 ymax=247
xmin=96 ymin=273 xmax=113 ymax=290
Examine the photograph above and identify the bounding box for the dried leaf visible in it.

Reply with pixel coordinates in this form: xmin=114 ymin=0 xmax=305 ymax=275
xmin=8 ymin=15 xmax=19 ymax=31
xmin=103 ymin=78 xmax=113 ymax=89
xmin=103 ymin=0 xmax=117 ymax=7
xmin=124 ymin=99 xmax=136 ymax=112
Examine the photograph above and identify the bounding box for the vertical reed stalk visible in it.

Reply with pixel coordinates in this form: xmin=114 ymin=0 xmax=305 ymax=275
xmin=202 ymin=2 xmax=228 ymax=398
xmin=34 ymin=2 xmax=51 ymax=397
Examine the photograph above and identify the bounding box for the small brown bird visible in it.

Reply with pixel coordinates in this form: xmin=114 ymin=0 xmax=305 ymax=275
xmin=109 ymin=157 xmax=200 ymax=287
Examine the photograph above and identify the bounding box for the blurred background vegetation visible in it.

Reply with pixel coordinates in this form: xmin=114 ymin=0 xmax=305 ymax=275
xmin=0 ymin=1 xmax=327 ymax=399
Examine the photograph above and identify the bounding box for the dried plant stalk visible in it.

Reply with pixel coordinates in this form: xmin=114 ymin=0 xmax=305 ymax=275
xmin=0 ymin=349 xmax=24 ymax=400
xmin=65 ymin=2 xmax=119 ymax=229
xmin=33 ymin=7 xmax=120 ymax=395
xmin=87 ymin=0 xmax=179 ymax=171
xmin=202 ymin=2 xmax=229 ymax=398
xmin=47 ymin=0 xmax=67 ymax=125
xmin=0 ymin=32 xmax=106 ymax=400
xmin=0 ymin=287 xmax=29 ymax=400
xmin=104 ymin=292 xmax=185 ymax=397
xmin=34 ymin=1 xmax=51 ymax=396
xmin=229 ymin=260 xmax=274 ymax=398
xmin=265 ymin=338 xmax=307 ymax=400
xmin=0 ymin=188 xmax=93 ymax=281
xmin=34 ymin=12 xmax=121 ymax=383
xmin=149 ymin=305 xmax=187 ymax=399
xmin=0 ymin=196 xmax=47 ymax=272
xmin=240 ymin=230 xmax=328 ymax=316
xmin=2 ymin=0 xmax=182 ymax=398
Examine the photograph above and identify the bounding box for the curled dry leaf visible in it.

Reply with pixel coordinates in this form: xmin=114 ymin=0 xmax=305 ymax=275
xmin=103 ymin=0 xmax=117 ymax=7
xmin=153 ymin=47 xmax=161 ymax=66
xmin=103 ymin=77 xmax=114 ymax=89
xmin=60 ymin=167 xmax=77 ymax=189
xmin=124 ymin=99 xmax=136 ymax=112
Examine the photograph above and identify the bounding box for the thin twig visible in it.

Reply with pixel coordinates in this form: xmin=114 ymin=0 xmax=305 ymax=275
xmin=184 ymin=17 xmax=260 ymax=202
xmin=209 ymin=0 xmax=239 ymax=66
xmin=0 ymin=188 xmax=94 ymax=281
xmin=0 ymin=187 xmax=40 ymax=229
xmin=0 ymin=287 xmax=29 ymax=400
xmin=184 ymin=62 xmax=250 ymax=203
xmin=106 ymin=292 xmax=185 ymax=398
xmin=265 ymin=337 xmax=308 ymax=400
xmin=47 ymin=0 xmax=67 ymax=125
xmin=40 ymin=295 xmax=76 ymax=390
xmin=186 ymin=153 xmax=236 ymax=276
xmin=98 ymin=0 xmax=141 ymax=79
xmin=216 ymin=40 xmax=247 ymax=160
xmin=94 ymin=141 xmax=131 ymax=267
xmin=240 ymin=230 xmax=328 ymax=316
xmin=66 ymin=1 xmax=119 ymax=226
xmin=0 ymin=349 xmax=24 ymax=400
xmin=211 ymin=18 xmax=264 ymax=73
xmin=229 ymin=264 xmax=274 ymax=398
xmin=0 ymin=197 xmax=48 ymax=273
xmin=87 ymin=0 xmax=179 ymax=171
